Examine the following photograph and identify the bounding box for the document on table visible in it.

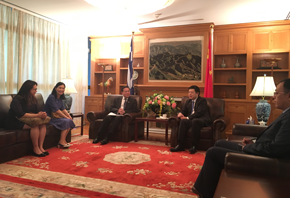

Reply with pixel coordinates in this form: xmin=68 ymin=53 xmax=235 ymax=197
xmin=108 ymin=112 xmax=123 ymax=116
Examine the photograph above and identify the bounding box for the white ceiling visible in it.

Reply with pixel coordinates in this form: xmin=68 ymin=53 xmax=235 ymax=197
xmin=2 ymin=0 xmax=290 ymax=36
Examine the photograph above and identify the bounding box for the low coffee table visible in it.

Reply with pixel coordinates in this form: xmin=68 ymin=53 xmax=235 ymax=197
xmin=134 ymin=117 xmax=169 ymax=145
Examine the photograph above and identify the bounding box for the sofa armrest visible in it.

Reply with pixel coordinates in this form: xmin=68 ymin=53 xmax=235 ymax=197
xmin=123 ymin=112 xmax=142 ymax=123
xmin=168 ymin=116 xmax=179 ymax=128
xmin=87 ymin=110 xmax=108 ymax=122
xmin=225 ymin=152 xmax=290 ymax=178
xmin=213 ymin=116 xmax=230 ymax=141
xmin=232 ymin=123 xmax=267 ymax=137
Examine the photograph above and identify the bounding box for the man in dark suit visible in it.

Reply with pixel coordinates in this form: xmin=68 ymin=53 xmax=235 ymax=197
xmin=170 ymin=85 xmax=211 ymax=154
xmin=192 ymin=78 xmax=290 ymax=198
xmin=92 ymin=86 xmax=138 ymax=145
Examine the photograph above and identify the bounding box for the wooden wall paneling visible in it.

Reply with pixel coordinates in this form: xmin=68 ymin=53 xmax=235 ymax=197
xmin=231 ymin=33 xmax=247 ymax=53
xmin=214 ymin=34 xmax=230 ymax=53
xmin=253 ymin=27 xmax=290 ymax=53
xmin=271 ymin=30 xmax=289 ymax=51
xmin=253 ymin=31 xmax=271 ymax=52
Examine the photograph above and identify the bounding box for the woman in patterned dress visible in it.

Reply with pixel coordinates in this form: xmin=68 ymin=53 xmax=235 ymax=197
xmin=44 ymin=82 xmax=75 ymax=148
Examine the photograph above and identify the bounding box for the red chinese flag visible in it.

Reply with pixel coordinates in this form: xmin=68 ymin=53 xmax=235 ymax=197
xmin=204 ymin=34 xmax=213 ymax=98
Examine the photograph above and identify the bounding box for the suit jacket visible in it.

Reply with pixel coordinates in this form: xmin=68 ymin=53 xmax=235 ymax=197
xmin=243 ymin=109 xmax=290 ymax=159
xmin=110 ymin=96 xmax=139 ymax=114
xmin=180 ymin=97 xmax=211 ymax=125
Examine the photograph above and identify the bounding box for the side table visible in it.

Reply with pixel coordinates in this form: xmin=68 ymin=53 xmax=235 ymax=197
xmin=71 ymin=112 xmax=84 ymax=135
xmin=134 ymin=117 xmax=169 ymax=145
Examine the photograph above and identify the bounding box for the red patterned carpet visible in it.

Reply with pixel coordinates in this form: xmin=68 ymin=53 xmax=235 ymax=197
xmin=0 ymin=138 xmax=204 ymax=197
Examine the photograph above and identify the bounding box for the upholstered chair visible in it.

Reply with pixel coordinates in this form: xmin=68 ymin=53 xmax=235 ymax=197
xmin=214 ymin=123 xmax=290 ymax=198
xmin=87 ymin=95 xmax=144 ymax=142
xmin=168 ymin=97 xmax=229 ymax=150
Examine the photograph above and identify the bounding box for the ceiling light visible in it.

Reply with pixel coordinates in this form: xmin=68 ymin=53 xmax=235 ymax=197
xmin=85 ymin=0 xmax=175 ymax=16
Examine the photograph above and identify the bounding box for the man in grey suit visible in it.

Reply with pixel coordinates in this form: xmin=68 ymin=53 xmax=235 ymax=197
xmin=192 ymin=78 xmax=290 ymax=198
xmin=92 ymin=86 xmax=138 ymax=145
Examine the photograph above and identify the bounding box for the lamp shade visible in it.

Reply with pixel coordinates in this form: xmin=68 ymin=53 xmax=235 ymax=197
xmin=61 ymin=78 xmax=77 ymax=94
xmin=250 ymin=75 xmax=276 ymax=97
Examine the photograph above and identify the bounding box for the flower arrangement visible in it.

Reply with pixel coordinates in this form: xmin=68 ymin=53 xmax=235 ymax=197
xmin=142 ymin=92 xmax=178 ymax=117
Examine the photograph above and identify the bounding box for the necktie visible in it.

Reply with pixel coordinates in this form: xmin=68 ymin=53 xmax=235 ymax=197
xmin=124 ymin=98 xmax=127 ymax=109
xmin=191 ymin=100 xmax=195 ymax=114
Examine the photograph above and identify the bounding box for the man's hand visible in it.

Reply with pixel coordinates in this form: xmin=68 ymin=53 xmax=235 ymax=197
xmin=242 ymin=138 xmax=254 ymax=145
xmin=180 ymin=117 xmax=188 ymax=120
xmin=178 ymin=113 xmax=184 ymax=118
xmin=118 ymin=108 xmax=125 ymax=115
xmin=241 ymin=138 xmax=254 ymax=151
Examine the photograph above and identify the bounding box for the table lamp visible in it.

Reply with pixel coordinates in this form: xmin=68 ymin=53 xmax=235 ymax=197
xmin=61 ymin=78 xmax=77 ymax=113
xmin=250 ymin=74 xmax=276 ymax=125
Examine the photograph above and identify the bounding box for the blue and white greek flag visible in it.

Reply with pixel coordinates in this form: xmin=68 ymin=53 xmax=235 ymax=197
xmin=127 ymin=37 xmax=134 ymax=95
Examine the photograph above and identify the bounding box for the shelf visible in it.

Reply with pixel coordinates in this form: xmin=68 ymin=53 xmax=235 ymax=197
xmin=120 ymin=56 xmax=144 ymax=59
xmin=252 ymin=69 xmax=288 ymax=72
xmin=214 ymin=52 xmax=247 ymax=55
xmin=214 ymin=68 xmax=247 ymax=71
xmin=94 ymin=71 xmax=116 ymax=73
xmin=214 ymin=83 xmax=246 ymax=86
xmin=224 ymin=99 xmax=248 ymax=102
xmin=120 ymin=67 xmax=144 ymax=70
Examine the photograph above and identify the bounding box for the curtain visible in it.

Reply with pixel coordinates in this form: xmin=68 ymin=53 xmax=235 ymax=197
xmin=0 ymin=3 xmax=88 ymax=126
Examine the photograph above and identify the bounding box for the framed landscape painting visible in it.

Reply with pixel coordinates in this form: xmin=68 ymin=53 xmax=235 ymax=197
xmin=148 ymin=36 xmax=203 ymax=82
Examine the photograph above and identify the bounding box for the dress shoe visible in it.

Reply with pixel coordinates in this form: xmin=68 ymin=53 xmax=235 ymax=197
xmin=188 ymin=146 xmax=197 ymax=154
xmin=32 ymin=151 xmax=46 ymax=157
xmin=100 ymin=137 xmax=109 ymax=145
xmin=191 ymin=186 xmax=203 ymax=198
xmin=92 ymin=137 xmax=100 ymax=144
xmin=43 ymin=151 xmax=49 ymax=156
xmin=57 ymin=143 xmax=70 ymax=148
xmin=169 ymin=145 xmax=185 ymax=152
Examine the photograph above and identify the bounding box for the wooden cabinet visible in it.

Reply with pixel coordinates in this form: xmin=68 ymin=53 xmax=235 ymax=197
xmin=253 ymin=29 xmax=289 ymax=52
xmin=214 ymin=21 xmax=290 ymax=135
xmin=251 ymin=52 xmax=290 ymax=100
xmin=214 ymin=32 xmax=247 ymax=54
xmin=90 ymin=58 xmax=117 ymax=95
xmin=213 ymin=54 xmax=247 ymax=99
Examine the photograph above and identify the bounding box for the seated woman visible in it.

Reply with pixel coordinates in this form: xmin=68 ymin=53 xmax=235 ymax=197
xmin=44 ymin=82 xmax=75 ymax=148
xmin=5 ymin=80 xmax=48 ymax=157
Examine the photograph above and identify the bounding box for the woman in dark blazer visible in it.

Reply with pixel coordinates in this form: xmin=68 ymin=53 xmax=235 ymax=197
xmin=5 ymin=80 xmax=48 ymax=157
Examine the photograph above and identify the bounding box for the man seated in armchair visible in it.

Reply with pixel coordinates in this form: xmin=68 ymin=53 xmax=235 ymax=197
xmin=92 ymin=86 xmax=138 ymax=145
xmin=192 ymin=78 xmax=290 ymax=198
xmin=169 ymin=85 xmax=211 ymax=154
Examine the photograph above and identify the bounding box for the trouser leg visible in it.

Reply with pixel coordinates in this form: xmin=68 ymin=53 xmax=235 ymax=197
xmin=194 ymin=140 xmax=243 ymax=198
xmin=98 ymin=116 xmax=113 ymax=137
xmin=177 ymin=119 xmax=191 ymax=145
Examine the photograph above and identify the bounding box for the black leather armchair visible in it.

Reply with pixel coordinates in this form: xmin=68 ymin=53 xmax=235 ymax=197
xmin=87 ymin=95 xmax=144 ymax=142
xmin=214 ymin=123 xmax=290 ymax=198
xmin=168 ymin=97 xmax=229 ymax=150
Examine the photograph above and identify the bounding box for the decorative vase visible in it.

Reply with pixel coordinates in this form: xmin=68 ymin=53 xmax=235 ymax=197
xmin=221 ymin=58 xmax=226 ymax=68
xmin=255 ymin=99 xmax=271 ymax=125
xmin=234 ymin=57 xmax=241 ymax=68
xmin=146 ymin=110 xmax=156 ymax=118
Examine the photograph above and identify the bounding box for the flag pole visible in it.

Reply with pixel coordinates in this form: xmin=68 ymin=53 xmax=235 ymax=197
xmin=127 ymin=32 xmax=135 ymax=95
